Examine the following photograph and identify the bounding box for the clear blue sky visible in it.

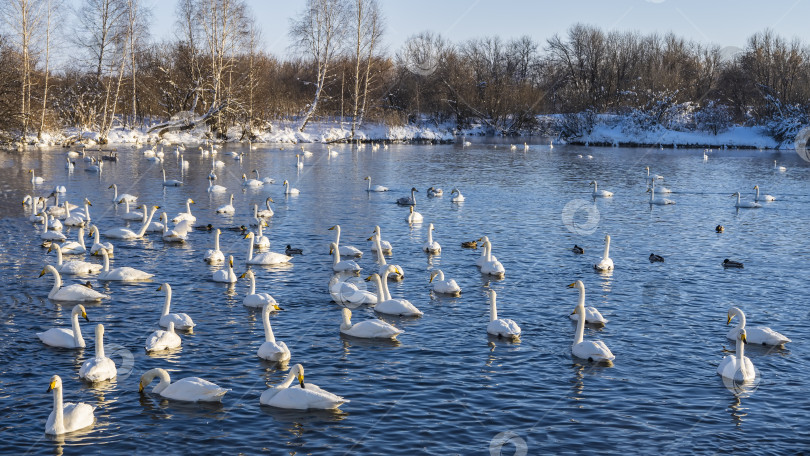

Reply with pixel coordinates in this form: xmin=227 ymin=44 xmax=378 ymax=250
xmin=146 ymin=0 xmax=810 ymax=57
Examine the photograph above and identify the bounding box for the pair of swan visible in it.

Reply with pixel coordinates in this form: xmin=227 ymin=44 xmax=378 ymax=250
xmin=568 ymin=280 xmax=607 ymax=324
xmin=213 ymin=256 xmax=237 ymax=282
xmin=145 ymin=322 xmax=182 ymax=352
xmin=569 ymin=281 xmax=614 ymax=362
xmin=422 ymin=223 xmax=441 ymax=253
xmin=430 ymin=270 xmax=461 ymax=296
xmin=733 ymin=192 xmax=761 ymax=208
xmin=48 ymin=243 xmax=102 ymax=275
xmin=486 ymin=290 xmax=521 ymax=339
xmin=245 ymin=232 xmax=292 ymax=265
xmin=157 ymin=283 xmax=195 ymax=330
xmin=93 ymin=248 xmax=154 ymax=281
xmin=139 ymin=368 xmax=228 ymax=402
xmin=340 ymin=307 xmax=402 ymax=339
xmin=330 ymin=242 xmax=361 ymax=274
xmin=329 ymin=225 xmax=363 ymax=257
xmin=365 ymin=269 xmax=423 ymax=316
xmin=78 ymin=324 xmax=117 ymax=382
xmin=648 ymin=180 xmax=675 ymax=205
xmin=37 ymin=304 xmax=91 ymax=348
xmin=204 ymin=229 xmax=225 ymax=264
xmin=104 ymin=206 xmax=159 ymax=239
xmin=726 ymin=307 xmax=790 ymax=346
xmin=45 ymin=375 xmax=95 ymax=435
xmin=477 ymin=237 xmax=505 ymax=278
xmin=39 ymin=266 xmax=108 ymax=302
xmin=240 ymin=270 xmax=278 ymax=308
xmin=593 ymin=235 xmax=614 ymax=272
xmin=242 ymin=173 xmax=263 ymax=187
xmin=590 ymin=180 xmax=613 ymax=197
xmin=365 ymin=176 xmax=388 ymax=192
xmin=260 ymin=364 xmax=347 ymax=410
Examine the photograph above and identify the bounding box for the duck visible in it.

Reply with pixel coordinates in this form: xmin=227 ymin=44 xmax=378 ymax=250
xmin=94 ymin=248 xmax=154 ymax=281
xmin=450 ymin=187 xmax=465 ymax=202
xmin=370 ymin=226 xmax=393 ymax=254
xmin=486 ymin=290 xmax=521 ymax=339
xmin=717 ymin=329 xmax=755 ymax=382
xmin=461 ymin=240 xmax=478 ymax=249
xmin=161 ymin=168 xmax=183 ymax=186
xmin=240 ymin=270 xmax=278 ymax=308
xmin=572 ymin=245 xmax=584 ymax=254
xmin=39 ymin=266 xmax=108 ymax=302
xmin=567 ymin=280 xmax=607 ymax=325
xmin=593 ymin=234 xmax=614 ymax=272
xmin=429 ymin=270 xmax=461 ymax=296
xmin=257 ymin=301 xmax=289 ymax=362
xmin=215 ymin=194 xmax=235 ymax=214
xmin=78 ymin=324 xmax=117 ymax=382
xmin=145 ymin=321 xmax=182 ymax=352
xmin=244 ymin=232 xmax=292 ymax=265
xmin=45 ymin=375 xmax=95 ymax=435
xmin=716 ymin=225 xmax=724 ymax=233
xmin=157 ymin=283 xmax=195 ymax=330
xmin=283 ymin=180 xmax=300 ymax=195
xmin=649 ymin=253 xmax=665 ymax=263
xmin=365 ymin=270 xmax=422 ymax=316
xmin=260 ymin=364 xmax=347 ymax=410
xmin=328 ymin=225 xmax=363 ymax=257
xmin=204 ymin=229 xmax=225 ymax=264
xmin=329 ymin=242 xmax=361 ymax=274
xmin=48 ymin=243 xmax=102 ymax=275
xmin=339 ymin=307 xmax=402 ymax=339
xmin=427 ymin=186 xmax=443 ymax=197
xmin=647 ymin=180 xmax=675 ymax=205
xmin=139 ymin=368 xmax=229 ymax=402
xmin=570 ymin=284 xmax=615 ymax=363
xmin=753 ymin=185 xmax=775 ymax=202
xmin=397 ymin=187 xmax=418 ymax=206
xmin=589 ymin=180 xmax=613 ymax=197
xmin=364 ymin=176 xmax=388 ymax=192
xmin=479 ymin=238 xmax=505 ymax=278
xmin=726 ymin=307 xmax=790 ymax=346
xmin=406 ymin=206 xmax=423 ymax=224
xmin=108 ymin=184 xmax=137 ymax=204
xmin=171 ymin=198 xmax=196 ymax=224
xmin=37 ymin=304 xmax=90 ymax=348
xmin=103 ymin=205 xmax=159 ymax=239
xmin=722 ymin=259 xmax=744 ymax=268
xmin=422 ymin=223 xmax=441 ymax=253
xmin=213 ymin=256 xmax=238 ymax=283
xmin=285 ymin=245 xmax=303 ymax=255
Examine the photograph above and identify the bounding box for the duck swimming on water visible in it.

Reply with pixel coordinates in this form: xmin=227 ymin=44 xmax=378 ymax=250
xmin=723 ymin=259 xmax=743 ymax=268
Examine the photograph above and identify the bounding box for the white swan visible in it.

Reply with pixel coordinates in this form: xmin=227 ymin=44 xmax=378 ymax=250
xmin=733 ymin=192 xmax=761 ymax=209
xmin=717 ymin=329 xmax=755 ymax=382
xmin=328 ymin=275 xmax=379 ymax=305
xmin=571 ymin=287 xmax=614 ymax=362
xmin=78 ymin=324 xmax=117 ymax=382
xmin=63 ymin=201 xmax=90 ymax=227
xmin=254 ymin=169 xmax=275 ymax=184
xmin=40 ymin=216 xmax=66 ymax=242
xmin=422 ymin=223 xmax=441 ymax=253
xmin=429 ymin=270 xmax=461 ymax=296
xmin=329 ymin=242 xmax=360 ymax=274
xmin=253 ymin=222 xmax=271 ymax=249
xmin=370 ymin=232 xmax=403 ymax=280
xmin=161 ymin=213 xmax=189 ymax=243
xmin=256 ymin=197 xmax=275 ymax=218
xmin=103 ymin=205 xmax=159 ymax=239
xmin=590 ymin=180 xmax=613 ymax=197
xmin=479 ymin=238 xmax=505 ymax=278
xmin=647 ymin=180 xmax=675 ymax=205
xmin=364 ymin=176 xmax=388 ymax=192
xmin=450 ymin=188 xmax=465 ymax=202
xmin=88 ymin=225 xmax=114 ymax=256
xmin=340 ymin=307 xmax=402 ymax=339
xmin=207 ymin=178 xmax=227 ymax=193
xmin=283 ymin=180 xmax=300 ymax=195
xmin=296 ymin=153 xmax=304 ymax=169
xmin=94 ymin=248 xmax=154 ymax=281
xmin=37 ymin=304 xmax=90 ymax=347
xmin=29 ymin=169 xmax=45 ymax=184
xmin=260 ymin=364 xmax=347 ymax=410
xmin=45 ymin=375 xmax=95 ymax=435
xmin=242 ymin=173 xmax=263 ymax=187
xmin=567 ymin=280 xmax=607 ymax=325
xmin=216 ymin=194 xmax=235 ymax=214
xmin=366 ymin=270 xmax=422 ymax=316
xmin=161 ymin=168 xmax=183 ymax=186
xmin=48 ymin=243 xmax=102 ymax=275
xmin=240 ymin=270 xmax=278 ymax=308
xmin=58 ymin=227 xmax=88 ymax=255
xmin=145 ymin=321 xmax=182 ymax=352
xmin=158 ymin=283 xmax=195 ymax=330
xmin=39 ymin=266 xmax=108 ymax=302
xmin=593 ymin=234 xmax=614 ymax=272
xmin=120 ymin=199 xmax=144 ymax=221
xmin=257 ymin=301 xmax=289 ymax=362
xmin=406 ymin=206 xmax=423 ymax=224
xmin=144 ymin=206 xmax=165 ymax=233
xmin=139 ymin=368 xmax=229 ymax=402
xmin=753 ymin=185 xmax=775 ymax=202
xmin=245 ymin=232 xmax=292 ymax=265
xmin=108 ymin=184 xmax=137 ymax=204
xmin=204 ymin=229 xmax=225 ymax=264
xmin=213 ymin=256 xmax=237 ymax=283
xmin=486 ymin=290 xmax=521 ymax=339
xmin=171 ymin=198 xmax=196 ymax=224
xmin=726 ymin=307 xmax=790 ymax=346
xmin=328 ymin=225 xmax=363 ymax=257
xmin=774 ymin=160 xmax=786 ymax=172
xmin=370 ymin=226 xmax=393 ymax=254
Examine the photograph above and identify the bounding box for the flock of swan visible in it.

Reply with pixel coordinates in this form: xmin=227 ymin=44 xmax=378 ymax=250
xmin=20 ymin=143 xmax=792 ymax=437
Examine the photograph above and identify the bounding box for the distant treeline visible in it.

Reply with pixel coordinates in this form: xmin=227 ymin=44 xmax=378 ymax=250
xmin=0 ymin=0 xmax=807 ymax=142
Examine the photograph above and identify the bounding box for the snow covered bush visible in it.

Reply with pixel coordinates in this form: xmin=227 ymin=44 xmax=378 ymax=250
xmin=557 ymin=110 xmax=596 ymax=140
xmin=763 ymin=94 xmax=809 ymax=144
xmin=694 ymin=101 xmax=732 ymax=135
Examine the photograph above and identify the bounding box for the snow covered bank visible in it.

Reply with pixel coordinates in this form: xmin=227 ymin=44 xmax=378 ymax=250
xmin=572 ymin=123 xmax=780 ymax=149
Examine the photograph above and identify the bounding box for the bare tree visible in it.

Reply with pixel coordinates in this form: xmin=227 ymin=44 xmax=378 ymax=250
xmin=75 ymin=0 xmax=127 ymax=79
xmin=125 ymin=0 xmax=150 ymax=126
xmin=349 ymin=0 xmax=383 ymax=138
xmin=289 ymin=0 xmax=348 ymax=132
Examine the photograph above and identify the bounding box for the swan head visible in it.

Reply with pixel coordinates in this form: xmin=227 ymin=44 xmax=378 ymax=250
xmin=739 ymin=328 xmax=748 ymax=344
xmin=364 ymin=176 xmax=370 ymax=180
xmin=239 ymin=270 xmax=253 ymax=279
xmin=157 ymin=283 xmax=170 ymax=293
xmin=107 ymin=184 xmax=115 ymax=189
xmin=243 ymin=232 xmax=255 ymax=239
xmin=283 ymin=180 xmax=289 ymax=186
xmin=428 ymin=223 xmax=434 ymax=231
xmin=567 ymin=280 xmax=585 ymax=291
xmin=429 ymin=270 xmax=440 ymax=283
xmin=228 ymin=257 xmax=234 ymax=268
xmin=328 ymin=225 xmax=337 ymax=231
xmin=328 ymin=242 xmax=338 ymax=254
xmin=409 ymin=207 xmax=414 ymax=214
xmin=95 ymin=323 xmax=104 ymax=339
xmin=39 ymin=265 xmax=56 ymax=277
xmin=716 ymin=225 xmax=724 ymax=232
xmin=727 ymin=307 xmax=743 ymax=324
xmin=47 ymin=375 xmax=62 ymax=393
xmin=266 ymin=197 xmax=274 ymax=203
xmin=753 ymin=185 xmax=759 ymax=190
xmin=72 ymin=304 xmax=89 ymax=321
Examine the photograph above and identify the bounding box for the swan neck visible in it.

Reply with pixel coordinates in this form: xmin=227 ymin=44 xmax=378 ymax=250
xmin=603 ymin=237 xmax=610 ymax=259
xmin=247 ymin=237 xmax=254 ymax=261
xmin=372 ymin=275 xmax=384 ymax=302
xmin=214 ymin=231 xmax=220 ymax=250
xmin=489 ymin=293 xmax=497 ymax=321
xmin=155 ymin=369 xmax=171 ymax=394
xmin=427 ymin=227 xmax=433 ymax=244
xmin=71 ymin=309 xmax=84 ymax=347
xmin=279 ymin=368 xmax=297 ymax=389
xmin=162 ymin=286 xmax=172 ymax=316
xmin=52 ymin=384 xmax=64 ymax=434
xmin=95 ymin=325 xmax=105 ymax=358
xmin=574 ymin=304 xmax=585 ymax=347
xmin=341 ymin=310 xmax=352 ymax=329
xmin=375 ymin=235 xmax=386 ymax=266
xmin=262 ymin=305 xmax=275 ymax=343
xmin=578 ymin=286 xmax=585 ymax=309
xmin=55 ymin=245 xmax=63 ymax=265
xmin=49 ymin=268 xmax=62 ymax=297
xmin=736 ymin=334 xmax=745 ymax=362
xmin=102 ymin=249 xmax=110 ymax=271
xmin=137 ymin=208 xmax=156 ymax=237
xmin=381 ymin=272 xmax=392 ymax=301
xmin=78 ymin=229 xmax=86 ymax=248
xmin=249 ymin=273 xmax=256 ymax=295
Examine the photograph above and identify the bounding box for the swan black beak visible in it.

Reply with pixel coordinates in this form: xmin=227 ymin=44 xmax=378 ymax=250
xmin=726 ymin=316 xmax=732 ymax=325
xmin=364 ymin=276 xmax=372 ymax=282
xmin=567 ymin=283 xmax=576 ymax=288
xmin=741 ymin=333 xmax=747 ymax=344
xmin=82 ymin=312 xmax=89 ymax=322
xmin=47 ymin=381 xmax=55 ymax=393
xmin=138 ymin=382 xmax=144 ymax=393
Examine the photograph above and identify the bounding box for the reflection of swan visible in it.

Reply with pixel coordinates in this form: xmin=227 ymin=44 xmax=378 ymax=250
xmin=733 ymin=192 xmax=761 ymax=209
xmin=727 ymin=307 xmax=790 ymax=346
xmin=204 ymin=229 xmax=225 ymax=264
xmin=39 ymin=266 xmax=108 ymax=302
xmin=590 ymin=180 xmax=613 ymax=197
xmin=79 ymin=324 xmax=117 ymax=382
xmin=139 ymin=368 xmax=229 ymax=402
xmin=46 ymin=375 xmax=95 ymax=435
xmin=486 ymin=290 xmax=521 ymax=339
xmin=429 ymin=270 xmax=461 ymax=296
xmin=753 ymin=185 xmax=775 ymax=202
xmin=571 ymin=285 xmax=614 ymax=362
xmin=364 ymin=176 xmax=388 ymax=192
xmin=158 ymin=283 xmax=195 ymax=330
xmin=329 ymin=242 xmax=360 ymax=273
xmin=567 ymin=280 xmax=607 ymax=325
xmin=340 ymin=307 xmax=401 ymax=339
xmin=260 ymin=364 xmax=347 ymax=410
xmin=245 ymin=233 xmax=292 ymax=265
xmin=422 ymin=223 xmax=441 ymax=253
xmin=329 ymin=225 xmax=363 ymax=257
xmin=95 ymin=248 xmax=154 ymax=281
xmin=37 ymin=304 xmax=90 ymax=348
xmin=593 ymin=234 xmax=614 ymax=272
xmin=240 ymin=270 xmax=278 ymax=308
xmin=257 ymin=301 xmax=289 ymax=362
xmin=145 ymin=321 xmax=182 ymax=352
xmin=213 ymin=256 xmax=238 ymax=283
xmin=366 ymin=271 xmax=422 ymax=316
xmin=717 ymin=329 xmax=755 ymax=382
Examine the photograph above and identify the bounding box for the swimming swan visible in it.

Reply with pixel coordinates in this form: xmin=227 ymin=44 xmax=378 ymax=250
xmin=429 ymin=270 xmax=461 ymax=296
xmin=139 ymin=368 xmax=229 ymax=402
xmin=260 ymin=364 xmax=347 ymax=410
xmin=78 ymin=324 xmax=117 ymax=382
xmin=37 ymin=304 xmax=90 ymax=348
xmin=339 ymin=307 xmax=401 ymax=339
xmin=593 ymin=234 xmax=614 ymax=272
xmin=486 ymin=289 xmax=521 ymax=339
xmin=365 ymin=270 xmax=422 ymax=316
xmin=39 ymin=266 xmax=108 ymax=302
xmin=45 ymin=375 xmax=95 ymax=435
xmin=717 ymin=329 xmax=755 ymax=382
xmin=726 ymin=307 xmax=790 ymax=346
xmin=328 ymin=225 xmax=363 ymax=258
xmin=257 ymin=301 xmax=289 ymax=362
xmin=567 ymin=280 xmax=607 ymax=325
xmin=94 ymin=248 xmax=154 ymax=281
xmin=570 ymin=283 xmax=615 ymax=363
xmin=240 ymin=270 xmax=278 ymax=308
xmin=157 ymin=283 xmax=195 ymax=330
xmin=145 ymin=321 xmax=182 ymax=352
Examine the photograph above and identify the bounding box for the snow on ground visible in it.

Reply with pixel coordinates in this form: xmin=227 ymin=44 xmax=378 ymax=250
xmin=578 ymin=123 xmax=779 ymax=149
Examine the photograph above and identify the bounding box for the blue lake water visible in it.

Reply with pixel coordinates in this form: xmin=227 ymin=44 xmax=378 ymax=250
xmin=0 ymin=140 xmax=808 ymax=454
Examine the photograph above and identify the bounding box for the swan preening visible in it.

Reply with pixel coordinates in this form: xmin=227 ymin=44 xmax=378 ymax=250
xmin=429 ymin=270 xmax=461 ymax=296
xmin=78 ymin=324 xmax=117 ymax=382
xmin=37 ymin=304 xmax=90 ymax=348
xmin=568 ymin=280 xmax=607 ymax=325
xmin=486 ymin=290 xmax=521 ymax=339
xmin=569 ymin=282 xmax=614 ymax=363
xmin=593 ymin=234 xmax=614 ymax=272
xmin=726 ymin=307 xmax=790 ymax=346
xmin=139 ymin=368 xmax=229 ymax=402
xmin=46 ymin=375 xmax=95 ymax=435
xmin=717 ymin=329 xmax=755 ymax=382
xmin=260 ymin=364 xmax=347 ymax=410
